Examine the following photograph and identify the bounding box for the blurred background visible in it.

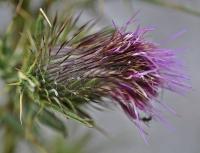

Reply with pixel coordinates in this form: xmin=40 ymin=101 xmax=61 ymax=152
xmin=0 ymin=0 xmax=200 ymax=153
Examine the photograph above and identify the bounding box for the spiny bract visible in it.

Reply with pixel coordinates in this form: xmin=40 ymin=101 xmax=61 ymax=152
xmin=25 ymin=14 xmax=189 ymax=139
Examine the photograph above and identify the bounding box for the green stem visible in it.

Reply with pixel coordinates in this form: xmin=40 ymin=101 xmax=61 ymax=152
xmin=3 ymin=127 xmax=16 ymax=153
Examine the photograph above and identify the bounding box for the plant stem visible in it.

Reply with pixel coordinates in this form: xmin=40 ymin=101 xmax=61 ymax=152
xmin=3 ymin=126 xmax=16 ymax=153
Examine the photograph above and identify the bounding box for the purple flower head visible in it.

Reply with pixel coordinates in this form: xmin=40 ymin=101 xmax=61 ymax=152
xmin=45 ymin=17 xmax=190 ymax=140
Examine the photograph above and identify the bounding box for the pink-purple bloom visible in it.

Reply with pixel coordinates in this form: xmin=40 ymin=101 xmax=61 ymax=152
xmin=46 ymin=18 xmax=190 ymax=140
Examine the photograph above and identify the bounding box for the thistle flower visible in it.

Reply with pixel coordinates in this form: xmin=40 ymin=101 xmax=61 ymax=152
xmin=23 ymin=13 xmax=189 ymax=139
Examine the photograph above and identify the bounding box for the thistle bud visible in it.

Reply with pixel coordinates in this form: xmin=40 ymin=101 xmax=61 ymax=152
xmin=35 ymin=16 xmax=190 ymax=139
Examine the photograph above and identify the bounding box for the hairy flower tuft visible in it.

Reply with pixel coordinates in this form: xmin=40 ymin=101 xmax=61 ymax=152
xmin=31 ymin=15 xmax=190 ymax=139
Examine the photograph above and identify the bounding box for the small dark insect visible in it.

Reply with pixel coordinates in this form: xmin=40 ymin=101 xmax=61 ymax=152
xmin=141 ymin=116 xmax=152 ymax=122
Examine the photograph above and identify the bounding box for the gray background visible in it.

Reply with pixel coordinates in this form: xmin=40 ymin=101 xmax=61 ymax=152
xmin=0 ymin=0 xmax=200 ymax=153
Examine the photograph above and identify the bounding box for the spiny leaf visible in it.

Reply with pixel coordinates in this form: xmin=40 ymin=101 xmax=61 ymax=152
xmin=34 ymin=15 xmax=45 ymax=39
xmin=39 ymin=8 xmax=52 ymax=27
xmin=63 ymin=110 xmax=94 ymax=128
xmin=1 ymin=113 xmax=23 ymax=133
xmin=37 ymin=108 xmax=67 ymax=136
